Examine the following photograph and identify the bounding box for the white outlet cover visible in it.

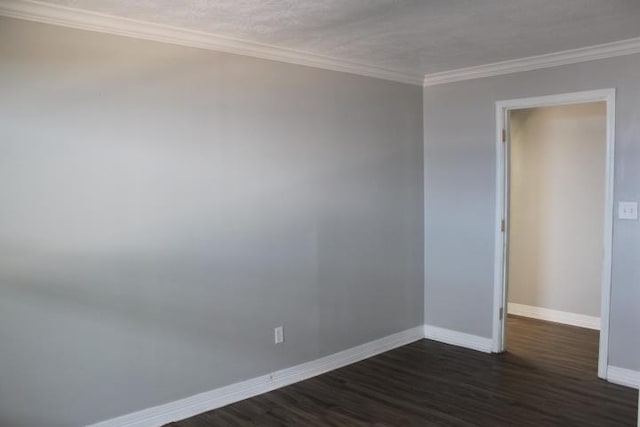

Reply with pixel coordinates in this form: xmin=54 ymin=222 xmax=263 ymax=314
xmin=274 ymin=326 xmax=284 ymax=344
xmin=618 ymin=201 xmax=638 ymax=220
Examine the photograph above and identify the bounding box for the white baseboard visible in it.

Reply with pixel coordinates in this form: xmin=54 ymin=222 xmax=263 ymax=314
xmin=423 ymin=325 xmax=493 ymax=353
xmin=86 ymin=323 xmax=633 ymax=426
xmin=508 ymin=303 xmax=601 ymax=330
xmin=607 ymin=365 xmax=640 ymax=389
xmin=88 ymin=326 xmax=424 ymax=427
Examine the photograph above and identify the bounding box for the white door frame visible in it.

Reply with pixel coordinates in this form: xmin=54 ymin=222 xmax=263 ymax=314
xmin=492 ymin=89 xmax=616 ymax=380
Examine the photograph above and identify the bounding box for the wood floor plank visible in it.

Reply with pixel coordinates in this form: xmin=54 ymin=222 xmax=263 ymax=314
xmin=167 ymin=316 xmax=638 ymax=426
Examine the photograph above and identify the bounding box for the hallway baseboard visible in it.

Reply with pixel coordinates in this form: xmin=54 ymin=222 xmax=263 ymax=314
xmin=507 ymin=303 xmax=600 ymax=330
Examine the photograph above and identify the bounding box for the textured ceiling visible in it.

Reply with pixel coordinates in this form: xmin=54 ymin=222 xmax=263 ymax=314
xmin=36 ymin=0 xmax=640 ymax=75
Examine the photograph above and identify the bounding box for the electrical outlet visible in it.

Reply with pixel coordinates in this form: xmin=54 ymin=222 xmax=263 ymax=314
xmin=274 ymin=326 xmax=284 ymax=344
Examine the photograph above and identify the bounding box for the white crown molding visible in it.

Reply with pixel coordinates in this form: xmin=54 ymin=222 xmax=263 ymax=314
xmin=87 ymin=326 xmax=424 ymax=427
xmin=0 ymin=0 xmax=424 ymax=86
xmin=424 ymin=37 xmax=640 ymax=86
xmin=424 ymin=325 xmax=493 ymax=353
xmin=607 ymin=366 xmax=640 ymax=390
xmin=5 ymin=1 xmax=639 ymax=89
xmin=508 ymin=303 xmax=601 ymax=330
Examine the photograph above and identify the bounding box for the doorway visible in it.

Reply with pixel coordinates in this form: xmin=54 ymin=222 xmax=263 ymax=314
xmin=492 ymin=89 xmax=615 ymax=380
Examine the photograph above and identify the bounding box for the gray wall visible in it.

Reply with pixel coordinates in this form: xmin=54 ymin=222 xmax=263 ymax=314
xmin=509 ymin=104 xmax=606 ymax=318
xmin=0 ymin=17 xmax=424 ymax=427
xmin=424 ymin=54 xmax=640 ymax=371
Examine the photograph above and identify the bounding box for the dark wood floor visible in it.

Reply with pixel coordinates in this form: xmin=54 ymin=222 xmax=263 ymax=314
xmin=168 ymin=316 xmax=638 ymax=426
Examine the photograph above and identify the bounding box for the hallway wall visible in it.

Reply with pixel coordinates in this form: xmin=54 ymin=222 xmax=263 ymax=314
xmin=508 ymin=103 xmax=606 ymax=319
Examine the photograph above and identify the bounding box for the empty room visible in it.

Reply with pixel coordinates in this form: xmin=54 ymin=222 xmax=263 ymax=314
xmin=0 ymin=1 xmax=638 ymax=426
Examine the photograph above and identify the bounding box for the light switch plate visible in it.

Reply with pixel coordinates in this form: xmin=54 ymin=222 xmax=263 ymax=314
xmin=618 ymin=201 xmax=638 ymax=220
